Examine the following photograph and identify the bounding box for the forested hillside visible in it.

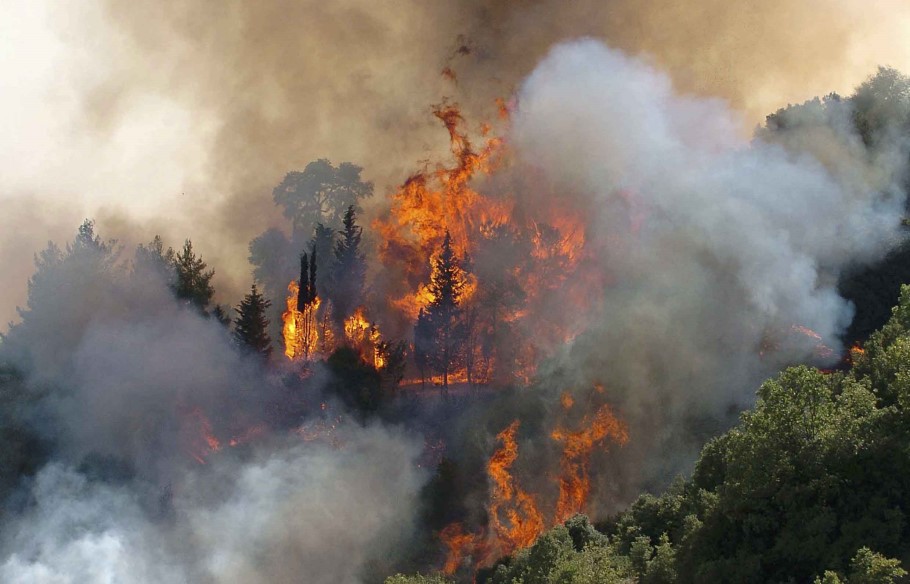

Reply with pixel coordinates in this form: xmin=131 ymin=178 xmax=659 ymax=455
xmin=390 ymin=286 xmax=910 ymax=582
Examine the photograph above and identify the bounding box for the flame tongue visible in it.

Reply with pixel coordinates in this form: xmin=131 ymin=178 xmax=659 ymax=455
xmin=487 ymin=420 xmax=545 ymax=555
xmin=551 ymin=402 xmax=629 ymax=523
xmin=374 ymin=101 xmax=593 ymax=384
xmin=282 ymin=282 xmax=385 ymax=366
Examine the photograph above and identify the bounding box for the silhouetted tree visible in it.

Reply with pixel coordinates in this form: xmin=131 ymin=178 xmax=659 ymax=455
xmin=298 ymin=252 xmax=312 ymax=312
xmin=311 ymin=224 xmax=335 ymax=299
xmin=5 ymin=220 xmax=122 ymax=375
xmin=330 ymin=205 xmax=367 ymax=329
xmin=234 ymin=284 xmax=272 ymax=359
xmin=377 ymin=339 xmax=407 ymax=391
xmin=414 ymin=231 xmax=467 ymax=391
xmin=134 ymin=235 xmax=175 ymax=287
xmin=324 ymin=347 xmax=382 ymax=419
xmin=272 ymin=159 xmax=373 ymax=241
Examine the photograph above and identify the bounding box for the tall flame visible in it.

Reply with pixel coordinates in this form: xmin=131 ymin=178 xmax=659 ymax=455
xmin=551 ymin=401 xmax=629 ymax=523
xmin=487 ymin=420 xmax=545 ymax=554
xmin=374 ymin=102 xmax=593 ymax=385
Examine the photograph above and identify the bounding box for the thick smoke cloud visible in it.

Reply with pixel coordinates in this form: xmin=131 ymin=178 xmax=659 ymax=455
xmin=4 ymin=0 xmax=910 ymax=324
xmin=1 ymin=431 xmax=423 ymax=584
xmin=508 ymin=40 xmax=908 ymax=497
xmin=0 ymin=252 xmax=426 ymax=583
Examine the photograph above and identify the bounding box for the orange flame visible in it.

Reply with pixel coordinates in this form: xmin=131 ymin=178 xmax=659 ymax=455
xmin=791 ymin=324 xmax=835 ymax=359
xmin=282 ymin=280 xmax=322 ymax=360
xmin=551 ymin=402 xmax=629 ymax=523
xmin=374 ymin=102 xmax=592 ymax=385
xmin=439 ymin=523 xmax=483 ymax=575
xmin=487 ymin=420 xmax=545 ymax=554
xmin=343 ymin=307 xmax=386 ymax=369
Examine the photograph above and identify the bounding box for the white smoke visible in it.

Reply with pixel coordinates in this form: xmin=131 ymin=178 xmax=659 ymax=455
xmin=0 ymin=256 xmax=427 ymax=583
xmin=1 ymin=428 xmax=424 ymax=584
xmin=510 ymin=39 xmax=907 ymax=489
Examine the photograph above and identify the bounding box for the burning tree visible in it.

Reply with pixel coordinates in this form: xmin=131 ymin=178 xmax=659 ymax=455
xmin=233 ymin=284 xmax=272 ymax=360
xmin=328 ymin=205 xmax=367 ymax=330
xmin=283 ymin=248 xmax=320 ymax=360
xmin=414 ymin=231 xmax=467 ymax=390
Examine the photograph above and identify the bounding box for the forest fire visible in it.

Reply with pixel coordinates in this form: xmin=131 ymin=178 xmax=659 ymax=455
xmin=186 ymin=407 xmax=222 ymax=464
xmin=439 ymin=392 xmax=628 ymax=574
xmin=282 ymin=280 xmax=316 ymax=360
xmin=487 ymin=420 xmax=546 ymax=555
xmin=371 ymin=101 xmax=593 ymax=387
xmin=551 ymin=401 xmax=629 ymax=523
xmin=439 ymin=523 xmax=483 ymax=576
xmin=283 ymin=283 xmax=386 ymax=368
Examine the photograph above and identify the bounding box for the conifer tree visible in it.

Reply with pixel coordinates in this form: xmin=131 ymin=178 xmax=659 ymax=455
xmin=330 ymin=205 xmax=367 ymax=328
xmin=294 ymin=247 xmax=319 ymax=358
xmin=233 ymin=284 xmax=272 ymax=359
xmin=172 ymin=239 xmax=215 ymax=313
xmin=414 ymin=231 xmax=467 ymax=391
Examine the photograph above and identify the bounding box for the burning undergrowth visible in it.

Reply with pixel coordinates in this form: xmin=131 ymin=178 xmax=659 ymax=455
xmin=3 ymin=38 xmax=910 ymax=582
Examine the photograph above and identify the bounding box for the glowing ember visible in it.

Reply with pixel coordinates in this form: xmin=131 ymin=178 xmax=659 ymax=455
xmin=228 ymin=424 xmax=267 ymax=447
xmin=791 ymin=324 xmax=835 ymax=359
xmin=186 ymin=407 xmax=221 ymax=464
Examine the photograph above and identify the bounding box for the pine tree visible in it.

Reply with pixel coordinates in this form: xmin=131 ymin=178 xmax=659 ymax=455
xmin=233 ymin=284 xmax=272 ymax=359
xmin=415 ymin=230 xmax=467 ymax=391
xmin=330 ymin=205 xmax=367 ymax=328
xmin=172 ymin=239 xmax=215 ymax=313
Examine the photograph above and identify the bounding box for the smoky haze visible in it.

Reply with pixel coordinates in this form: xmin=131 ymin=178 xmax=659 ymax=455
xmin=0 ymin=250 xmax=427 ymax=583
xmin=504 ymin=39 xmax=908 ymax=507
xmin=4 ymin=0 xmax=910 ymax=323
xmin=3 ymin=2 xmax=910 ymax=580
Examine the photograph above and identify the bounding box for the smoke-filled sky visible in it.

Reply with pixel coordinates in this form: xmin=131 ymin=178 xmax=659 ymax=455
xmin=5 ymin=3 xmax=910 ymax=581
xmin=3 ymin=0 xmax=910 ymax=324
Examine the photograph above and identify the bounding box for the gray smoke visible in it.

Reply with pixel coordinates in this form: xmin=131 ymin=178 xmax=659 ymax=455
xmin=507 ymin=40 xmax=908 ymax=502
xmin=0 ymin=250 xmax=426 ymax=583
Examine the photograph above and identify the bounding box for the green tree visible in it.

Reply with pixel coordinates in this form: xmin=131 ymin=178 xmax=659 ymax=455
xmin=172 ymin=239 xmax=215 ymax=313
xmin=847 ymin=547 xmax=907 ymax=584
xmin=233 ymin=284 xmax=272 ymax=359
